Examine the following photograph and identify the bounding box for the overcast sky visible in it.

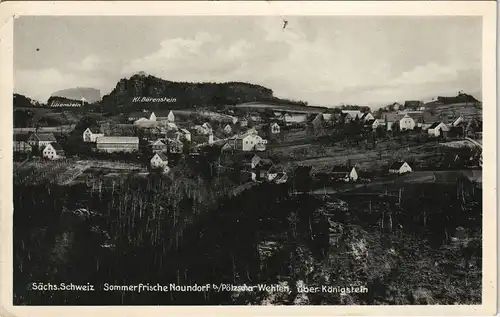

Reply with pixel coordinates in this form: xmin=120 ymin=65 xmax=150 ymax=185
xmin=14 ymin=16 xmax=481 ymax=107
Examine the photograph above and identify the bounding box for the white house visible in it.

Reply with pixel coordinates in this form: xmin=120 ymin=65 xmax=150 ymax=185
xmin=270 ymin=122 xmax=281 ymax=134
xmin=42 ymin=142 xmax=65 ymax=160
xmin=274 ymin=172 xmax=288 ymax=184
xmin=179 ymin=128 xmax=191 ymax=141
xmin=150 ymin=139 xmax=168 ymax=153
xmin=149 ymin=112 xmax=157 ymax=122
xmin=399 ymin=114 xmax=416 ymax=130
xmin=27 ymin=133 xmax=57 ymax=148
xmin=195 ymin=122 xmax=212 ymax=135
xmin=341 ymin=110 xmax=362 ymax=121
xmin=331 ymin=166 xmax=358 ymax=182
xmin=223 ymin=124 xmax=232 ymax=134
xmin=236 ymin=134 xmax=267 ymax=151
xmin=371 ymin=119 xmax=383 ymax=130
xmin=150 ymin=152 xmax=169 ymax=169
xmin=389 ymin=161 xmax=412 ymax=174
xmin=428 ymin=122 xmax=450 ymax=137
xmin=361 ymin=112 xmax=375 ymax=122
xmin=451 ymin=116 xmax=465 ymax=127
xmin=167 ymin=110 xmax=175 ymax=122
xmin=83 ymin=127 xmax=104 ymax=143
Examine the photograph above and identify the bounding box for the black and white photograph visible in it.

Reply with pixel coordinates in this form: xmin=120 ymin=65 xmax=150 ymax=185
xmin=2 ymin=1 xmax=496 ymax=313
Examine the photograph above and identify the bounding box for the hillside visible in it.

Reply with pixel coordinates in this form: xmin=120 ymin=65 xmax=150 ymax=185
xmin=13 ymin=93 xmax=43 ymax=107
xmin=51 ymin=87 xmax=101 ymax=103
xmin=101 ymin=73 xmax=306 ymax=113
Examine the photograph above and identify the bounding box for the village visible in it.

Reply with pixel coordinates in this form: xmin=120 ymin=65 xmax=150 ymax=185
xmin=13 ymin=97 xmax=483 ymax=191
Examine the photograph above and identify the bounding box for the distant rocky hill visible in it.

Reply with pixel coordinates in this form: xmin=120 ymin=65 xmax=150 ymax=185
xmin=101 ymin=73 xmax=306 ymax=113
xmin=433 ymin=93 xmax=480 ymax=106
xmin=51 ymin=87 xmax=101 ymax=104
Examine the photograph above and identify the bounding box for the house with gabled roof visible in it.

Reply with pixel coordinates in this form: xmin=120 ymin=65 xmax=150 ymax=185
xmin=341 ymin=110 xmax=362 ymax=121
xmin=27 ymin=132 xmax=57 ymax=148
xmin=389 ymin=161 xmax=412 ymax=174
xmin=150 ymin=152 xmax=169 ymax=169
xmin=330 ymin=165 xmax=358 ymax=182
xmin=270 ymin=122 xmax=281 ymax=134
xmin=427 ymin=122 xmax=450 ymax=137
xmin=83 ymin=126 xmax=104 ymax=143
xmin=360 ymin=112 xmax=375 ymax=122
xmin=42 ymin=142 xmax=65 ymax=160
xmin=274 ymin=172 xmax=288 ymax=184
xmin=150 ymin=139 xmax=168 ymax=153
xmin=255 ymin=158 xmax=279 ymax=182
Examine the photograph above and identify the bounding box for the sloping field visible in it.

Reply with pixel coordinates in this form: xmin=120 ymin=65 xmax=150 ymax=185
xmin=432 ymin=102 xmax=482 ymax=120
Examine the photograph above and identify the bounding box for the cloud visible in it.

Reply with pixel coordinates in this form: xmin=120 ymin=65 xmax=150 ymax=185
xmin=69 ymin=55 xmax=105 ymax=72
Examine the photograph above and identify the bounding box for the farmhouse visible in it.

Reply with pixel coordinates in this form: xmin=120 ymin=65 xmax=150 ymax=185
xmin=368 ymin=119 xmax=384 ymax=130
xmin=83 ymin=127 xmax=104 ymax=143
xmin=150 ymin=152 xmax=169 ymax=169
xmin=96 ymin=136 xmax=139 ymax=153
xmin=27 ymin=132 xmax=57 ymax=148
xmin=42 ymin=142 xmax=65 ymax=160
xmin=428 ymin=122 xmax=450 ymax=137
xmin=167 ymin=111 xmax=175 ymax=122
xmin=341 ymin=110 xmax=362 ymax=121
xmin=256 ymin=159 xmax=279 ymax=182
xmin=150 ymin=139 xmax=168 ymax=153
xmin=194 ymin=122 xmax=212 ymax=135
xmin=274 ymin=172 xmax=288 ymax=184
xmin=240 ymin=153 xmax=262 ymax=169
xmin=360 ymin=112 xmax=375 ymax=122
xmin=330 ymin=166 xmax=358 ymax=182
xmin=223 ymin=124 xmax=232 ymax=134
xmin=389 ymin=161 xmax=412 ymax=174
xmin=384 ymin=113 xmax=416 ymax=131
xmin=235 ymin=134 xmax=267 ymax=152
xmin=270 ymin=122 xmax=281 ymax=134
xmin=451 ymin=116 xmax=465 ymax=127
xmin=399 ymin=114 xmax=416 ymax=130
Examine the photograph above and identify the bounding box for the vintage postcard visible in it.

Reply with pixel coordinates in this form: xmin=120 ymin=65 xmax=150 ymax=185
xmin=0 ymin=1 xmax=496 ymax=316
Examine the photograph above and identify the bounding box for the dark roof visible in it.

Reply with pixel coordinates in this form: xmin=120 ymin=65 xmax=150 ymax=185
xmin=389 ymin=161 xmax=407 ymax=170
xmin=331 ymin=165 xmax=351 ymax=173
xmin=364 ymin=119 xmax=376 ymax=125
xmin=428 ymin=122 xmax=442 ymax=129
xmin=268 ymin=165 xmax=278 ymax=173
xmin=50 ymin=142 xmax=64 ymax=151
xmin=32 ymin=133 xmax=57 ymax=142
xmin=294 ymin=165 xmax=312 ymax=174
xmin=155 ymin=152 xmax=168 ymax=161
